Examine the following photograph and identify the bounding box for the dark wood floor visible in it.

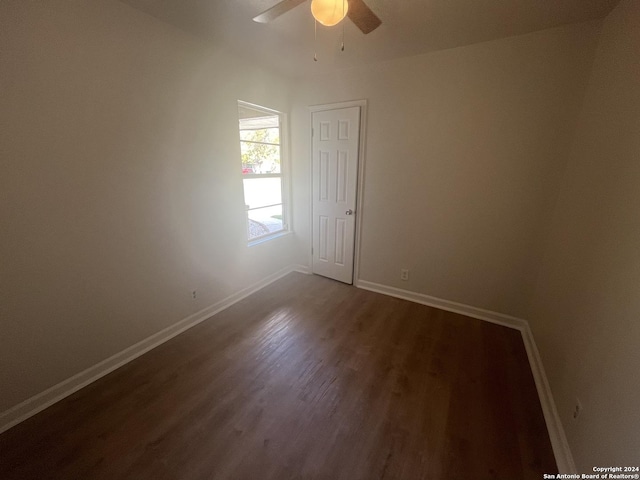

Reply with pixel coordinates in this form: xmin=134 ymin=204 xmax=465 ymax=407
xmin=0 ymin=272 xmax=556 ymax=479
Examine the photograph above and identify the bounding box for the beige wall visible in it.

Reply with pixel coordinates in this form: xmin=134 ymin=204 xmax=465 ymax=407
xmin=291 ymin=21 xmax=601 ymax=317
xmin=528 ymin=0 xmax=640 ymax=469
xmin=3 ymin=0 xmax=637 ymax=468
xmin=0 ymin=0 xmax=295 ymax=412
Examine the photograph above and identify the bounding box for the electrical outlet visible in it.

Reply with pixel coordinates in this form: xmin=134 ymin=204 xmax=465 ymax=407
xmin=192 ymin=290 xmax=197 ymax=299
xmin=400 ymin=269 xmax=409 ymax=281
xmin=573 ymin=399 xmax=582 ymax=420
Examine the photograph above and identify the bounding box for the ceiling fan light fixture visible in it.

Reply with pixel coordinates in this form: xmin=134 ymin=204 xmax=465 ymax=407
xmin=310 ymin=0 xmax=349 ymax=27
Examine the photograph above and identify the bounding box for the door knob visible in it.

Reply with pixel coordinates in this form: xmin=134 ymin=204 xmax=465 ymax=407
xmin=346 ymin=209 xmax=354 ymax=215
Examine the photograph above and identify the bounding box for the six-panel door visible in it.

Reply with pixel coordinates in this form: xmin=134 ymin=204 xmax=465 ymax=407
xmin=312 ymin=106 xmax=360 ymax=284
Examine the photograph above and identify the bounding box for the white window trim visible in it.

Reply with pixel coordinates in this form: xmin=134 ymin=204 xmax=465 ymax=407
xmin=238 ymin=100 xmax=291 ymax=246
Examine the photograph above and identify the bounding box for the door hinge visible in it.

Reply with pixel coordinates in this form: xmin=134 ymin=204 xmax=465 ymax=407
xmin=312 ymin=128 xmax=314 ymax=137
xmin=311 ymin=247 xmax=314 ymax=255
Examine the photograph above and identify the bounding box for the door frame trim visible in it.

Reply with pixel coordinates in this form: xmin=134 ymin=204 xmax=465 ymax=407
xmin=308 ymin=100 xmax=368 ymax=284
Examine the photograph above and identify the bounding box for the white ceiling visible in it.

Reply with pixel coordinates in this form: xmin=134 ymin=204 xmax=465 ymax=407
xmin=119 ymin=0 xmax=619 ymax=78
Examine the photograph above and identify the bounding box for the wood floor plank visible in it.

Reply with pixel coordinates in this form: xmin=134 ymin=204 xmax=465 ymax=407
xmin=0 ymin=273 xmax=557 ymax=479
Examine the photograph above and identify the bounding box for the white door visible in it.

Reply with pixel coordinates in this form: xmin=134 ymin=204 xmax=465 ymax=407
xmin=312 ymin=106 xmax=360 ymax=284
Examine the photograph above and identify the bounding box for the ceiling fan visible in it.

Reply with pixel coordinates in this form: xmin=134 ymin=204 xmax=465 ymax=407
xmin=253 ymin=0 xmax=382 ymax=34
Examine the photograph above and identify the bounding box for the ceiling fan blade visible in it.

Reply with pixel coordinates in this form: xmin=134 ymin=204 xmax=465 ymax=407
xmin=347 ymin=0 xmax=381 ymax=34
xmin=253 ymin=0 xmax=308 ymax=23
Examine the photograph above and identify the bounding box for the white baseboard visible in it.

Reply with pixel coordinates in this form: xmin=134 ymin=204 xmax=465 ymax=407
xmin=355 ymin=279 xmax=527 ymax=330
xmin=520 ymin=324 xmax=576 ymax=474
xmin=355 ymin=278 xmax=575 ymax=474
xmin=0 ymin=264 xmax=308 ymax=435
xmin=291 ymin=264 xmax=311 ymax=275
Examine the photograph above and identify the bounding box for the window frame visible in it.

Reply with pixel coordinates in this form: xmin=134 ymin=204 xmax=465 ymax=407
xmin=237 ymin=100 xmax=291 ymax=245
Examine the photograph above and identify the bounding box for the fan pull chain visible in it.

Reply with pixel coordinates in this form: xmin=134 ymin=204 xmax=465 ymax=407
xmin=341 ymin=0 xmax=345 ymax=51
xmin=314 ymin=19 xmax=318 ymax=61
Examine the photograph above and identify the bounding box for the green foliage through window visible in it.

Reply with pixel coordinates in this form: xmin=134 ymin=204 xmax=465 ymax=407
xmin=238 ymin=102 xmax=287 ymax=241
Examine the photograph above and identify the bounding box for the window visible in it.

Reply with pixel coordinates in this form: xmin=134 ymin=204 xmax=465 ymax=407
xmin=238 ymin=101 xmax=288 ymax=242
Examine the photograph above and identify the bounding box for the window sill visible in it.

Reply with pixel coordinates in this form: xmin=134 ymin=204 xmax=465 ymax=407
xmin=248 ymin=230 xmax=292 ymax=247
